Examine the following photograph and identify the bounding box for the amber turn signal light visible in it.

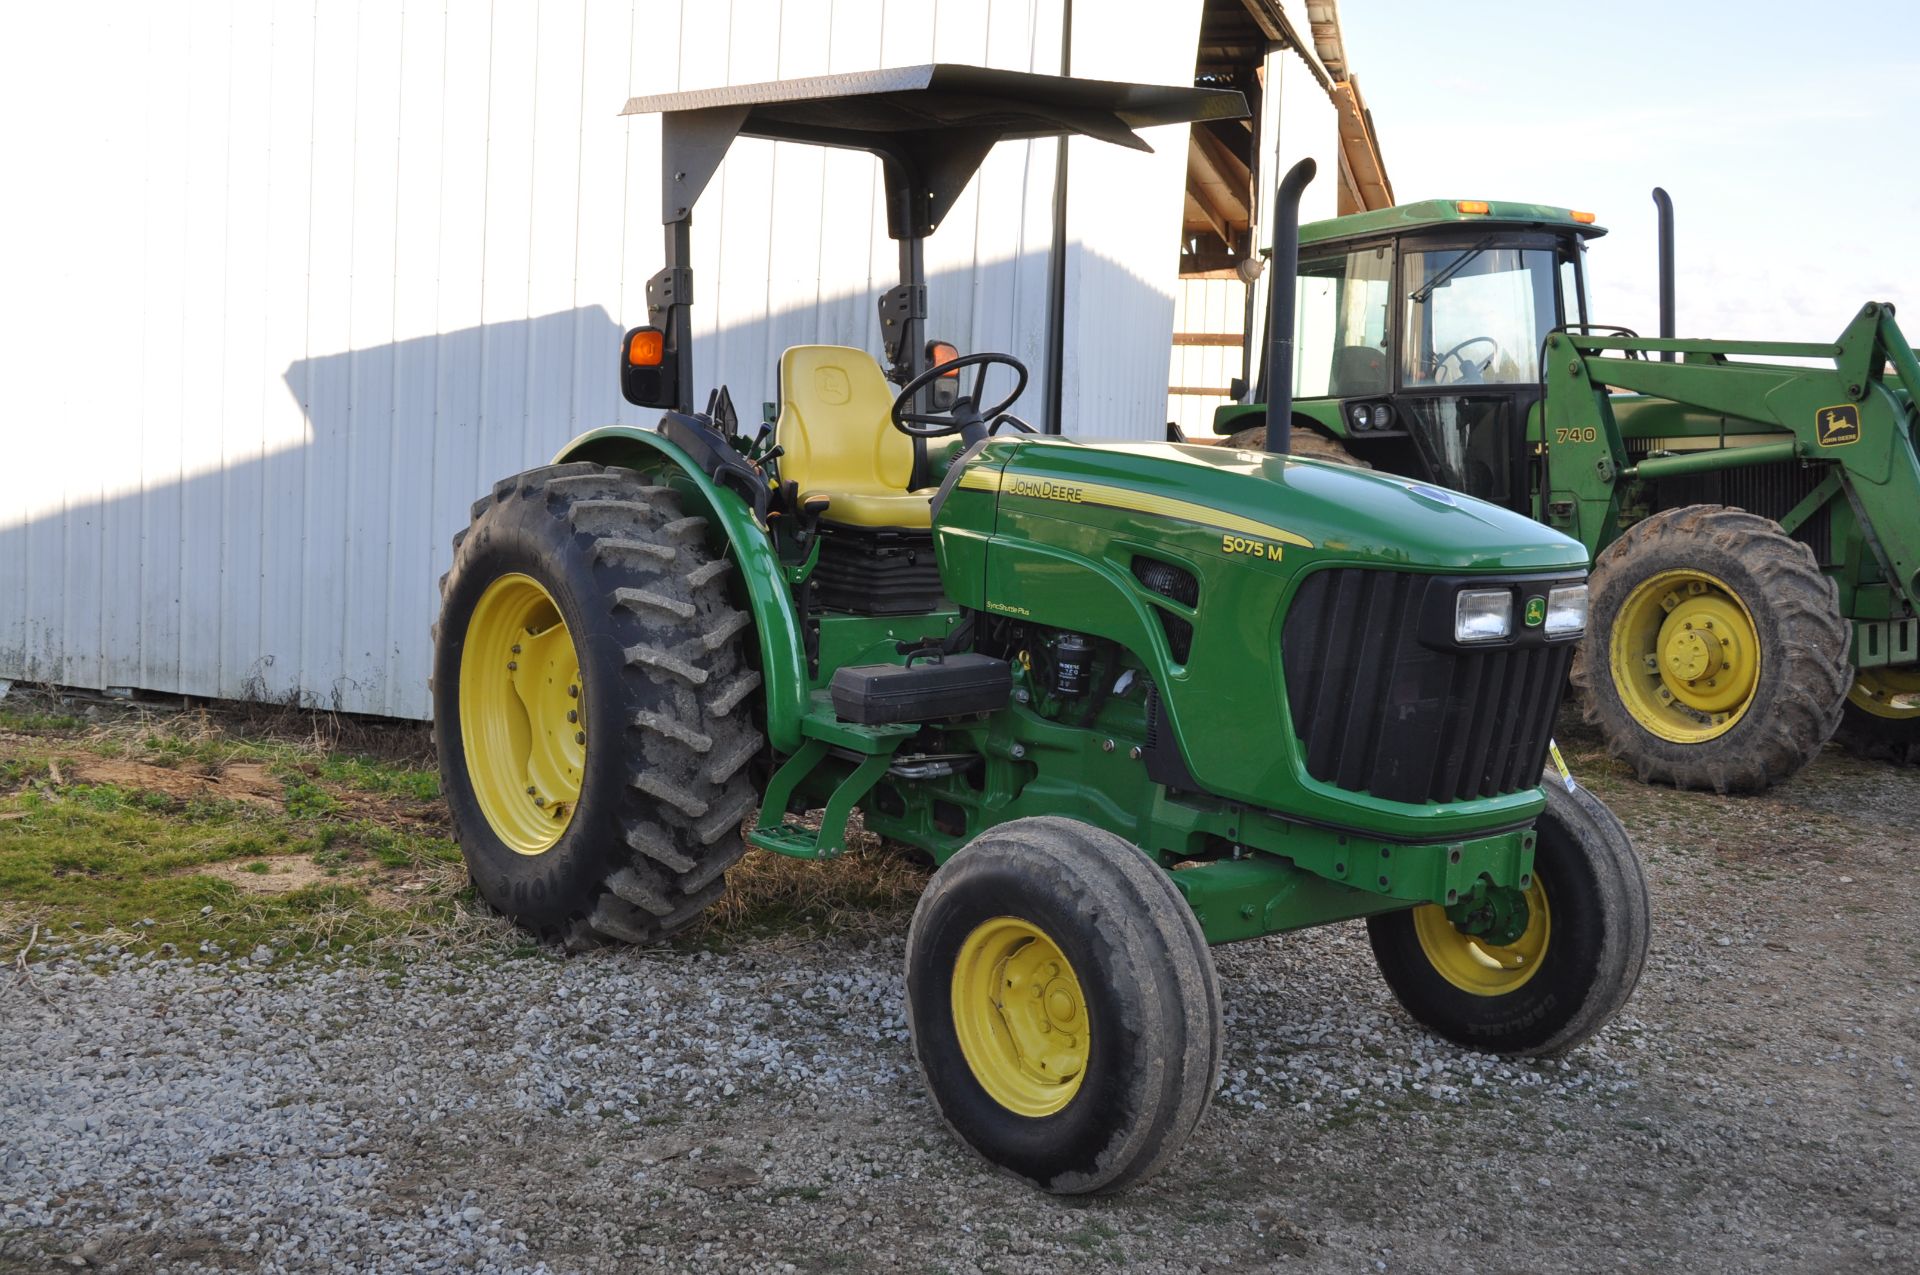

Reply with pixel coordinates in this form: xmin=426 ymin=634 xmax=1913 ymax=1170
xmin=1455 ymin=200 xmax=1491 ymax=215
xmin=627 ymin=327 xmax=665 ymax=367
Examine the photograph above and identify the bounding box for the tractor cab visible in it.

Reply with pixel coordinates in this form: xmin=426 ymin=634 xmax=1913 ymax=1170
xmin=1236 ymin=200 xmax=1605 ymax=513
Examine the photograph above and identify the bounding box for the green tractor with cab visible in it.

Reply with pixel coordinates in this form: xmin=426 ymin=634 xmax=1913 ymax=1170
xmin=432 ymin=67 xmax=1650 ymax=1194
xmin=1218 ymin=193 xmax=1920 ymax=793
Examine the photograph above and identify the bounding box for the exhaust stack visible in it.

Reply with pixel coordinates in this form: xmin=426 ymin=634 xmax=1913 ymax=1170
xmin=1264 ymin=158 xmax=1318 ymax=454
xmin=1652 ymin=186 xmax=1675 ymax=363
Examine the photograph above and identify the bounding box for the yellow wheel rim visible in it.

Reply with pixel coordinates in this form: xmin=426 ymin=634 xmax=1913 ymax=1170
xmin=1848 ymin=667 xmax=1920 ymax=721
xmin=1412 ymin=879 xmax=1551 ymax=996
xmin=951 ymin=918 xmax=1090 ymax=1117
xmin=1608 ymin=568 xmax=1761 ymax=743
xmin=457 ymin=573 xmax=586 ymax=855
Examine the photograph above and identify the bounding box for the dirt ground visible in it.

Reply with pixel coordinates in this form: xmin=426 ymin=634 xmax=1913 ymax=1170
xmin=3 ymin=712 xmax=1918 ymax=1273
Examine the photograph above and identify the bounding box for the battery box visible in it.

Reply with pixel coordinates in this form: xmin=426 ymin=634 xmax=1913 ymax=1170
xmin=828 ymin=653 xmax=1012 ymax=726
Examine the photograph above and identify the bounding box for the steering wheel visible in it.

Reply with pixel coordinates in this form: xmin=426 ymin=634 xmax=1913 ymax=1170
xmin=1434 ymin=335 xmax=1500 ymax=384
xmin=891 ymin=352 xmax=1029 ymax=441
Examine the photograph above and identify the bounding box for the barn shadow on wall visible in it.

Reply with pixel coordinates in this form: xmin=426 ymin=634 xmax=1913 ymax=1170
xmin=0 ymin=249 xmax=1182 ymax=719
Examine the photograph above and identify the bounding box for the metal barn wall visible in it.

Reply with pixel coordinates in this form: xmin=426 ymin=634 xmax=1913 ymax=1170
xmin=1168 ymin=42 xmax=1339 ymax=437
xmin=4 ymin=0 xmax=1239 ymax=721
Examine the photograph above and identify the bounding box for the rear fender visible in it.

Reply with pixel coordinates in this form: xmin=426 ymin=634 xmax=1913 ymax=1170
xmin=554 ymin=425 xmax=807 ymax=752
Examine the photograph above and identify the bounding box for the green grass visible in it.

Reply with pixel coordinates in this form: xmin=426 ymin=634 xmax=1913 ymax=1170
xmin=0 ymin=688 xmax=926 ymax=967
xmin=0 ymin=692 xmax=503 ymax=966
xmin=316 ymin=754 xmax=440 ymax=801
xmin=281 ymin=777 xmax=342 ymax=820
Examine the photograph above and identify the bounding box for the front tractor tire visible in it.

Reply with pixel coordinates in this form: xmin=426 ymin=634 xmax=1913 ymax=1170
xmin=905 ymin=817 xmax=1222 ymax=1194
xmin=1572 ymin=504 xmax=1850 ymax=794
xmin=1368 ymin=773 xmax=1650 ymax=1056
xmin=433 ymin=462 xmax=764 ymax=949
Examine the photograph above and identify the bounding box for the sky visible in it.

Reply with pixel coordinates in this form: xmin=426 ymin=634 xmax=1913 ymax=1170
xmin=1335 ymin=0 xmax=1920 ymax=345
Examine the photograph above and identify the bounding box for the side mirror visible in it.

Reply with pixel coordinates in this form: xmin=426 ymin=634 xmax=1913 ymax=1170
xmin=621 ymin=326 xmax=678 ymax=408
xmin=926 ymin=339 xmax=961 ymax=411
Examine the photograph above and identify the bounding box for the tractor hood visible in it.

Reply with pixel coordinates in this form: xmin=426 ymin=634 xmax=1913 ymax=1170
xmin=958 ymin=438 xmax=1588 ymax=575
xmin=931 ymin=434 xmax=1586 ymax=841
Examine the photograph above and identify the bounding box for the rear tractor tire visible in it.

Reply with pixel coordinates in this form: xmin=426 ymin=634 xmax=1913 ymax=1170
xmin=905 ymin=817 xmax=1222 ymax=1194
xmin=1222 ymin=424 xmax=1371 ymax=468
xmin=1572 ymin=504 xmax=1849 ymax=794
xmin=432 ymin=462 xmax=764 ymax=949
xmin=1368 ymin=773 xmax=1650 ymax=1056
xmin=1835 ymin=666 xmax=1920 ymax=766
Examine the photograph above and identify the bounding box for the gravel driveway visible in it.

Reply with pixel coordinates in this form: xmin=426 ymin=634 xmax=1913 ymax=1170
xmin=4 ymin=747 xmax=1917 ymax=1273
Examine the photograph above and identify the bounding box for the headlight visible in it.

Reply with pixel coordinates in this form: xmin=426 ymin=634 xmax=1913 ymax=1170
xmin=1455 ymin=589 xmax=1513 ymax=643
xmin=1369 ymin=403 xmax=1393 ymax=429
xmin=1544 ymin=583 xmax=1589 ymax=637
xmin=1349 ymin=403 xmax=1370 ymax=430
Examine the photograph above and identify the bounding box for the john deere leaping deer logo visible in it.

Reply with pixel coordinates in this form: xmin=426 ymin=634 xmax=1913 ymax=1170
xmin=1816 ymin=403 xmax=1861 ymax=447
xmin=1524 ymin=596 xmax=1547 ymax=627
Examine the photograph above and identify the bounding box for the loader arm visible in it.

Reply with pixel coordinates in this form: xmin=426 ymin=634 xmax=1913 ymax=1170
xmin=1538 ymin=303 xmax=1920 ymax=621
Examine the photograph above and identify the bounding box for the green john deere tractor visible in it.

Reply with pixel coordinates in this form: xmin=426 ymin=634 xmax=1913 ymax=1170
xmin=432 ymin=67 xmax=1650 ymax=1194
xmin=1217 ymin=193 xmax=1920 ymax=793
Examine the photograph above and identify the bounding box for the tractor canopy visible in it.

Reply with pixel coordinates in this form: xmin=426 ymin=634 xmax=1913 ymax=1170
xmin=623 ymin=63 xmax=1246 ymax=238
xmin=619 ymin=65 xmax=1247 ymax=412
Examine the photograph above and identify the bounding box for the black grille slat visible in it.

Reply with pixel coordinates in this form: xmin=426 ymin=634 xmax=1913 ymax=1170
xmin=1337 ymin=573 xmax=1409 ymax=791
xmin=1305 ymin=571 xmax=1363 ymax=769
xmin=1428 ymin=654 xmax=1484 ymax=800
xmin=1502 ymin=646 xmax=1562 ymax=791
xmin=1282 ymin=568 xmax=1571 ymax=805
xmin=1458 ymin=649 xmax=1510 ymax=799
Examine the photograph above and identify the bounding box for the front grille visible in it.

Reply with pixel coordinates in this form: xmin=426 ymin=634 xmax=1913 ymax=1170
xmin=1282 ymin=569 xmax=1572 ymax=804
xmin=1628 ymin=449 xmax=1832 ymax=564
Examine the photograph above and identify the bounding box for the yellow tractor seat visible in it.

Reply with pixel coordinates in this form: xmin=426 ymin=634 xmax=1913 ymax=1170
xmin=774 ymin=345 xmax=935 ymax=529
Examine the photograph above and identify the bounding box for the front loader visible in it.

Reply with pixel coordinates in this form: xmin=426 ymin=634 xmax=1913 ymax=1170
xmin=430 ymin=67 xmax=1650 ymax=1194
xmin=1219 ymin=194 xmax=1920 ymax=792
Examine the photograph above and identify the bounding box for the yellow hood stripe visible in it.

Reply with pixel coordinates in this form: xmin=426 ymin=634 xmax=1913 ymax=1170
xmin=955 ymin=465 xmax=1314 ymax=548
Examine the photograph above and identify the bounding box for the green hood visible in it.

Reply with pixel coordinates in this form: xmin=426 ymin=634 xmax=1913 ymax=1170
xmin=998 ymin=439 xmax=1588 ymax=575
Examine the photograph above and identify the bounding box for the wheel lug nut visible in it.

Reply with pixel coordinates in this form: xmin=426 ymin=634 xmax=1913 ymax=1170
xmin=506 ymin=661 xmax=518 ymax=671
xmin=526 ymin=786 xmax=537 ymax=796
xmin=568 ymin=685 xmax=579 ymax=698
xmin=511 ymin=644 xmax=522 ymax=654
xmin=575 ymin=731 xmax=586 ymax=744
xmin=534 ymin=796 xmax=546 ymax=807
xmin=567 ymin=709 xmax=578 ymax=723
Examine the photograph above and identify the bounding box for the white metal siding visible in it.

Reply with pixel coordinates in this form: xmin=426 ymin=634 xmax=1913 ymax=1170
xmin=1170 ymin=278 xmax=1251 ymax=437
xmin=4 ymin=0 xmax=1150 ymax=720
xmin=1168 ymin=40 xmax=1341 ymax=439
xmin=1055 ymin=0 xmax=1206 ymax=440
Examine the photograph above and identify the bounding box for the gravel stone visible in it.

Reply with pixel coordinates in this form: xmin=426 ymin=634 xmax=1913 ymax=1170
xmin=2 ymin=748 xmax=1915 ymax=1271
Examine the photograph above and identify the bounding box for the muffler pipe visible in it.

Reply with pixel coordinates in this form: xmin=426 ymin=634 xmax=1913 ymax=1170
xmin=1652 ymin=186 xmax=1675 ymax=362
xmin=1265 ymin=158 xmax=1317 ymax=454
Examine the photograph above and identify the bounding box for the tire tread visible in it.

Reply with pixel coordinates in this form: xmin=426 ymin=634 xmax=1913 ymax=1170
xmin=435 ymin=462 xmax=764 ymax=949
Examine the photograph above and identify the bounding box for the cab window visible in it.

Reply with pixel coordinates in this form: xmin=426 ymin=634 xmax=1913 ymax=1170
xmin=1402 ymin=246 xmax=1559 ymax=386
xmin=1293 ymin=246 xmax=1392 ymax=399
